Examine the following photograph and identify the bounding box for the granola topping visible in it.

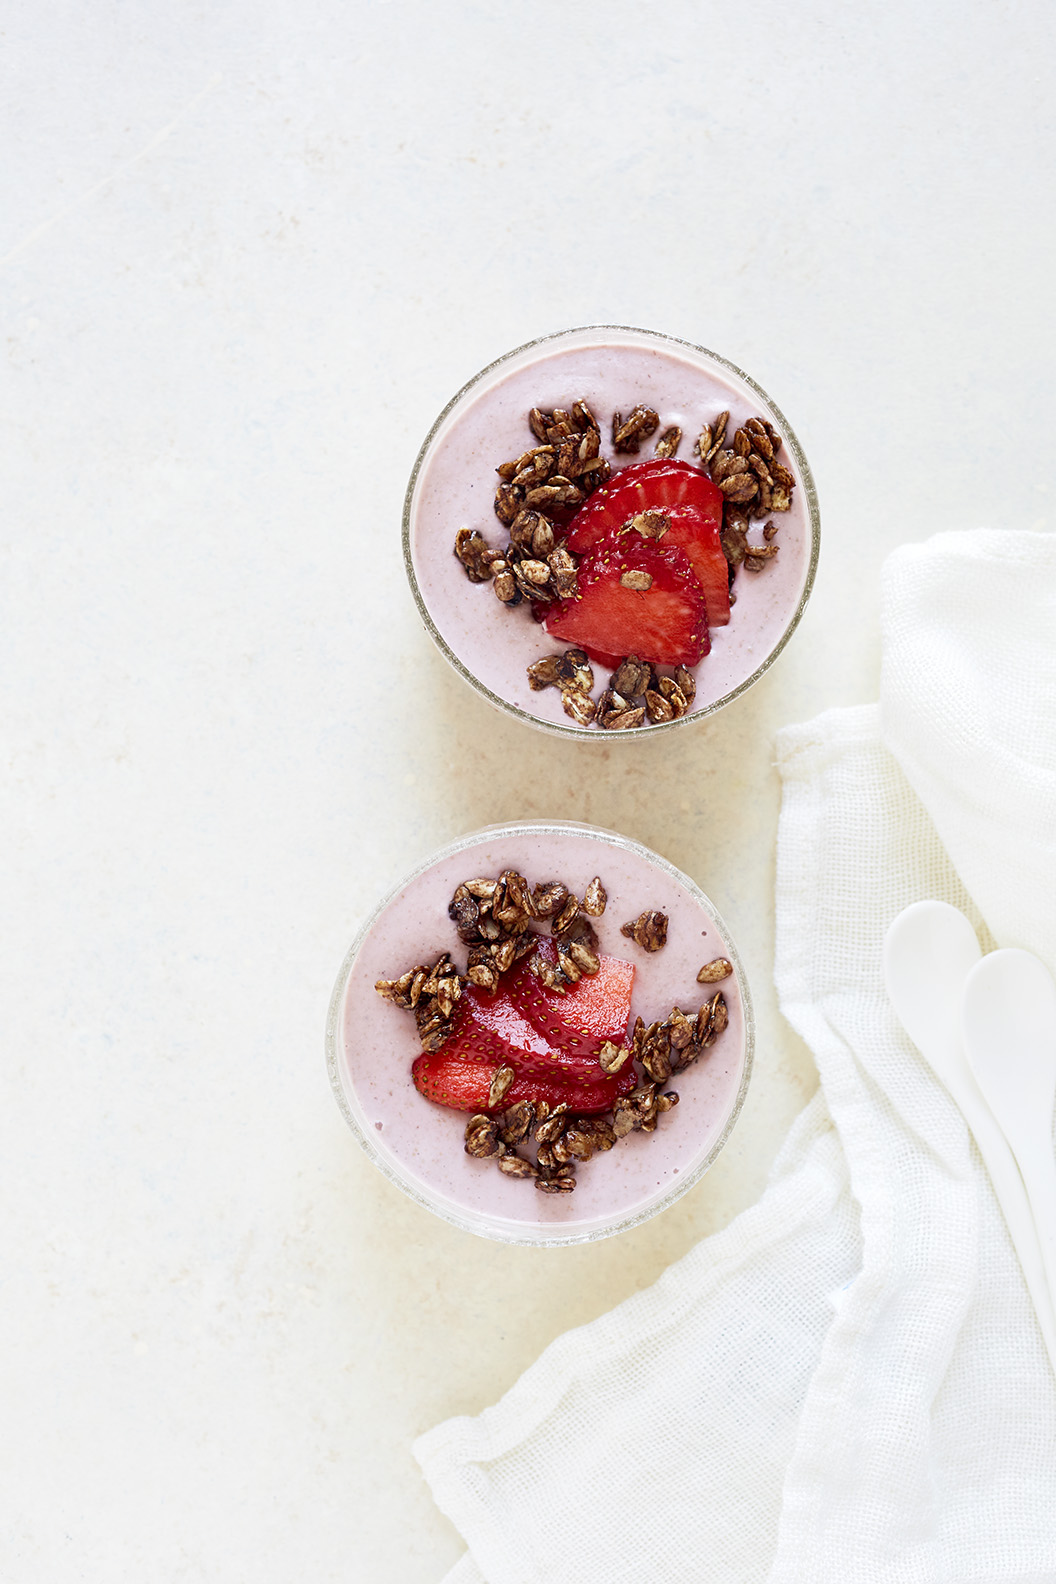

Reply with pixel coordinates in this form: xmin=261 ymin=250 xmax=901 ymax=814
xmin=598 ymin=1040 xmax=632 ymax=1074
xmin=612 ymin=404 xmax=660 ymax=454
xmin=697 ymin=956 xmax=733 ymax=984
xmin=653 ymin=426 xmax=682 ymax=460
xmin=621 ymin=909 xmax=669 ymax=952
xmin=376 ymin=867 xmax=736 ymax=1197
xmin=464 ymin=1114 xmax=501 ymax=1158
xmin=610 ymin=654 xmax=654 ymax=697
xmin=696 ymin=411 xmax=795 ymax=575
xmin=626 ymin=509 xmax=669 ymax=541
xmin=453 ymin=396 xmax=793 ymax=729
xmin=488 ymin=1064 xmax=516 ymax=1110
xmin=526 ymin=647 xmax=594 ymax=695
xmin=582 ymin=876 xmax=607 ymax=917
xmin=497 ymin=1151 xmax=537 ymax=1179
xmin=596 ymin=689 xmax=646 ymax=731
xmin=454 ymin=527 xmax=503 ymax=584
xmin=562 ymin=687 xmax=596 ymax=726
xmin=531 ymin=880 xmax=570 ymax=918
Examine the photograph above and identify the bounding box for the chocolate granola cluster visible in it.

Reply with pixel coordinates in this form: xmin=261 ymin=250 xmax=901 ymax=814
xmin=376 ymin=870 xmax=733 ymax=1195
xmin=453 ymin=400 xmax=793 ymax=729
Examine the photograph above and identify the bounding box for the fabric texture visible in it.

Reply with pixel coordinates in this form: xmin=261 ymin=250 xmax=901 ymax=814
xmin=880 ymin=529 xmax=1056 ymax=971
xmin=416 ymin=531 xmax=1056 ymax=1584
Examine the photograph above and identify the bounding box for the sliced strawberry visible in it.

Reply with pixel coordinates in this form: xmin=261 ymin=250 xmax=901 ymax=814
xmin=648 ymin=504 xmax=730 ymax=626
xmin=508 ymin=936 xmax=634 ymax=1056
xmin=566 ymin=460 xmax=729 ymax=626
xmin=544 ymin=530 xmax=709 ymax=668
xmin=412 ymin=1051 xmax=633 ymax=1115
xmin=412 ymin=1052 xmax=508 ymax=1112
xmin=454 ymin=985 xmax=554 ymax=1064
xmin=459 ymin=983 xmax=605 ymax=1080
xmin=566 ymin=459 xmax=724 ymax=547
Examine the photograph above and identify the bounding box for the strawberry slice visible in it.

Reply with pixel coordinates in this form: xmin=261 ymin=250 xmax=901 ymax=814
xmin=543 ymin=530 xmax=709 ymax=668
xmin=446 ymin=983 xmax=629 ymax=1081
xmin=647 ymin=504 xmax=730 ymax=626
xmin=565 ymin=459 xmax=729 ymax=626
xmin=565 ymin=459 xmax=722 ymax=546
xmin=458 ymin=982 xmax=609 ymax=1081
xmin=412 ymin=1051 xmax=633 ymax=1115
xmin=508 ymin=937 xmax=634 ymax=1057
xmin=454 ymin=985 xmax=554 ymax=1064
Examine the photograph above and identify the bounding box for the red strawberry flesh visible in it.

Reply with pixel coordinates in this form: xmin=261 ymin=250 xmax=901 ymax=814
xmin=410 ymin=935 xmax=641 ymax=1115
xmin=648 ymin=503 xmax=730 ymax=627
xmin=508 ymin=936 xmax=634 ymax=1056
xmin=544 ymin=530 xmax=709 ymax=668
xmin=411 ymin=1051 xmax=634 ymax=1115
xmin=456 ymin=985 xmax=554 ymax=1062
xmin=566 ymin=459 xmax=723 ymax=542
xmin=458 ymin=983 xmax=612 ymax=1080
xmin=566 ymin=459 xmax=729 ymax=627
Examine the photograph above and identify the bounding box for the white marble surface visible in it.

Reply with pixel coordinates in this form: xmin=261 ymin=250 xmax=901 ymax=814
xmin=3 ymin=4 xmax=1053 ymax=1579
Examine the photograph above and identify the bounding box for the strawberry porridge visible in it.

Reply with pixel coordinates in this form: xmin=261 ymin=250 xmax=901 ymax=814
xmin=326 ymin=822 xmax=753 ymax=1245
xmin=404 ymin=326 xmax=820 ymax=736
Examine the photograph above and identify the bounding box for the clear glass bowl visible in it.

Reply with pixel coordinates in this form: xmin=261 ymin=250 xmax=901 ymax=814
xmin=404 ymin=325 xmax=820 ymax=739
xmin=326 ymin=820 xmax=754 ymax=1246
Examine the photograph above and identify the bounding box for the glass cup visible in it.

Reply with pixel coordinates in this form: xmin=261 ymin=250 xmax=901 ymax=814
xmin=404 ymin=325 xmax=820 ymax=738
xmin=326 ymin=820 xmax=754 ymax=1246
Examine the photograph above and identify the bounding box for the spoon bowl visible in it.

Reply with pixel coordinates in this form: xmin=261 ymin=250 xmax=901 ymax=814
xmin=962 ymin=949 xmax=1056 ymax=1127
xmin=883 ymin=900 xmax=981 ymax=1085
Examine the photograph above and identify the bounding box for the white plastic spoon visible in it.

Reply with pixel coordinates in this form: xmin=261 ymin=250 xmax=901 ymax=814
xmin=961 ymin=948 xmax=1056 ymax=1345
xmin=884 ymin=902 xmax=1056 ymax=1375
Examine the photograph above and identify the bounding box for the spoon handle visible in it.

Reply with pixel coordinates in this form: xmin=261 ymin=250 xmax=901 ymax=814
xmin=1014 ymin=1142 xmax=1056 ymax=1338
xmin=959 ymin=947 xmax=1056 ymax=1375
xmin=949 ymin=1084 xmax=1056 ymax=1375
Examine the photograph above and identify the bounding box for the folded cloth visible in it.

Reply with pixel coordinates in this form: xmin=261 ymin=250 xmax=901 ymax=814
xmin=416 ymin=530 xmax=1056 ymax=1584
xmin=880 ymin=529 xmax=1056 ymax=971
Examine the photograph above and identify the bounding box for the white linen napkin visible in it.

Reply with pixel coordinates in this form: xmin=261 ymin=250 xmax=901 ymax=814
xmin=415 ymin=529 xmax=1056 ymax=1584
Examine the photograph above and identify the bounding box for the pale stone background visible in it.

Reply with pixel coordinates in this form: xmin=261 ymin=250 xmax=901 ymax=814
xmin=3 ymin=2 xmax=1053 ymax=1579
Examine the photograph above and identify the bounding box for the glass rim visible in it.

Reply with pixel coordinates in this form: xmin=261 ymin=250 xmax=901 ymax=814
xmin=402 ymin=324 xmax=821 ymax=740
xmin=325 ymin=818 xmax=756 ymax=1246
